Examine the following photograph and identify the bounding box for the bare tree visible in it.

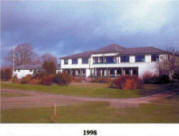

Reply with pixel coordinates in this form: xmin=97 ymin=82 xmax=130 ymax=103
xmin=5 ymin=43 xmax=37 ymax=66
xmin=158 ymin=48 xmax=179 ymax=80
xmin=40 ymin=53 xmax=57 ymax=64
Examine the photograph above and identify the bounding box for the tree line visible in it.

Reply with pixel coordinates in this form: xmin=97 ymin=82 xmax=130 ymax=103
xmin=5 ymin=43 xmax=57 ymax=67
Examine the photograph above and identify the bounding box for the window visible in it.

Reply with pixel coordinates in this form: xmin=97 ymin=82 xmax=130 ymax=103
xmin=82 ymin=58 xmax=88 ymax=64
xmin=121 ymin=55 xmax=129 ymax=62
xmin=125 ymin=68 xmax=130 ymax=75
xmin=136 ymin=55 xmax=145 ymax=62
xmin=106 ymin=57 xmax=114 ymax=64
xmin=72 ymin=59 xmax=78 ymax=64
xmin=99 ymin=57 xmax=104 ymax=64
xmin=93 ymin=57 xmax=98 ymax=64
xmin=152 ymin=54 xmax=159 ymax=62
xmin=64 ymin=59 xmax=68 ymax=65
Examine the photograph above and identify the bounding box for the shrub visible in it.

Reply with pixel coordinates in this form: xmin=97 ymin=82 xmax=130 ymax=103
xmin=142 ymin=71 xmax=155 ymax=84
xmin=153 ymin=75 xmax=170 ymax=84
xmin=21 ymin=75 xmax=32 ymax=84
xmin=29 ymin=79 xmax=41 ymax=85
xmin=55 ymin=72 xmax=72 ymax=85
xmin=33 ymin=72 xmax=46 ymax=79
xmin=41 ymin=74 xmax=54 ymax=85
xmin=110 ymin=75 xmax=142 ymax=90
xmin=91 ymin=77 xmax=111 ymax=83
xmin=72 ymin=77 xmax=84 ymax=82
xmin=42 ymin=61 xmax=56 ymax=75
xmin=109 ymin=76 xmax=126 ymax=89
xmin=12 ymin=75 xmax=21 ymax=84
xmin=0 ymin=68 xmax=12 ymax=81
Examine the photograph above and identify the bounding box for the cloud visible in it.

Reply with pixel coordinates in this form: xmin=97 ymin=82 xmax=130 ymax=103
xmin=1 ymin=0 xmax=179 ymax=65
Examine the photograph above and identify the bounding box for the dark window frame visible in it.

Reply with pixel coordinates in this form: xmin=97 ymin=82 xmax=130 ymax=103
xmin=121 ymin=55 xmax=129 ymax=63
xmin=93 ymin=57 xmax=98 ymax=64
xmin=135 ymin=55 xmax=145 ymax=62
xmin=64 ymin=59 xmax=68 ymax=65
xmin=72 ymin=58 xmax=78 ymax=64
xmin=151 ymin=54 xmax=159 ymax=62
xmin=82 ymin=58 xmax=88 ymax=64
xmin=106 ymin=56 xmax=115 ymax=64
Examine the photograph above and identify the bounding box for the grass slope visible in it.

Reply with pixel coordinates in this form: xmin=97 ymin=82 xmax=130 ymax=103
xmin=1 ymin=82 xmax=141 ymax=98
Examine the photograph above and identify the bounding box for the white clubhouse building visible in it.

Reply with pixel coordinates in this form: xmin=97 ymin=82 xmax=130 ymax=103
xmin=13 ymin=44 xmax=167 ymax=78
xmin=60 ymin=44 xmax=166 ymax=78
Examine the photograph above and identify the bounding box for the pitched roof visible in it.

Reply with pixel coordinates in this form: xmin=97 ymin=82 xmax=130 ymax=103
xmin=119 ymin=47 xmax=166 ymax=55
xmin=61 ymin=44 xmax=166 ymax=59
xmin=97 ymin=44 xmax=126 ymax=52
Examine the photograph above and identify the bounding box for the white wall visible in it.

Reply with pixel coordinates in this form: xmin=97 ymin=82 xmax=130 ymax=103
xmin=60 ymin=54 xmax=163 ymax=77
xmin=86 ymin=69 xmax=91 ymax=77
xmin=13 ymin=70 xmax=34 ymax=79
xmin=61 ymin=58 xmax=90 ymax=69
xmin=129 ymin=56 xmax=135 ymax=63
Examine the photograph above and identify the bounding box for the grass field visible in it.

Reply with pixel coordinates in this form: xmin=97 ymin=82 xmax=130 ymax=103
xmin=1 ymin=82 xmax=168 ymax=98
xmin=1 ymin=81 xmax=179 ymax=123
xmin=1 ymin=91 xmax=28 ymax=97
xmin=2 ymin=95 xmax=179 ymax=123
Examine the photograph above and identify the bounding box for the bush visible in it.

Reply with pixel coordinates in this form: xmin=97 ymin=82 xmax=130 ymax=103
xmin=33 ymin=72 xmax=46 ymax=79
xmin=152 ymin=75 xmax=170 ymax=84
xmin=72 ymin=77 xmax=84 ymax=82
xmin=109 ymin=76 xmax=126 ymax=89
xmin=142 ymin=71 xmax=170 ymax=84
xmin=21 ymin=75 xmax=32 ymax=84
xmin=12 ymin=75 xmax=21 ymax=84
xmin=91 ymin=77 xmax=111 ymax=83
xmin=142 ymin=71 xmax=155 ymax=84
xmin=41 ymin=74 xmax=54 ymax=85
xmin=29 ymin=79 xmax=41 ymax=85
xmin=110 ymin=75 xmax=142 ymax=90
xmin=0 ymin=68 xmax=12 ymax=81
xmin=55 ymin=72 xmax=72 ymax=85
xmin=42 ymin=61 xmax=56 ymax=75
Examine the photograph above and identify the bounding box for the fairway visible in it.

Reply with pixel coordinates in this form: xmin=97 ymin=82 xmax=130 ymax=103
xmin=1 ymin=82 xmax=179 ymax=123
xmin=2 ymin=95 xmax=179 ymax=123
xmin=1 ymin=82 xmax=169 ymax=98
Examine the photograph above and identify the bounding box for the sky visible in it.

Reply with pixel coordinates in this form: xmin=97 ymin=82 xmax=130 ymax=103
xmin=1 ymin=0 xmax=179 ymax=65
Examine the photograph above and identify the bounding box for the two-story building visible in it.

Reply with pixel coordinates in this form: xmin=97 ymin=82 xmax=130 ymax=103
xmin=60 ymin=44 xmax=167 ymax=78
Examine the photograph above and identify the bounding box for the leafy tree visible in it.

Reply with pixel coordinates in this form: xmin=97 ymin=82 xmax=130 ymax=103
xmin=5 ymin=43 xmax=37 ymax=66
xmin=40 ymin=53 xmax=57 ymax=64
xmin=42 ymin=61 xmax=56 ymax=75
xmin=158 ymin=48 xmax=179 ymax=80
xmin=0 ymin=67 xmax=12 ymax=81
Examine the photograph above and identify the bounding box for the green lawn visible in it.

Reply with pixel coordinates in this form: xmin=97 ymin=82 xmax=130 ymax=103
xmin=1 ymin=92 xmax=28 ymax=97
xmin=2 ymin=95 xmax=179 ymax=123
xmin=1 ymin=82 xmax=167 ymax=98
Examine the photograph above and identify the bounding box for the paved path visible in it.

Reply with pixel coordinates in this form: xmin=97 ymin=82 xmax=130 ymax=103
xmin=1 ymin=89 xmax=174 ymax=110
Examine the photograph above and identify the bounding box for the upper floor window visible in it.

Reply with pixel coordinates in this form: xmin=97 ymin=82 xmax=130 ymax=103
xmin=64 ymin=59 xmax=68 ymax=65
xmin=151 ymin=54 xmax=159 ymax=62
xmin=99 ymin=57 xmax=105 ymax=64
xmin=82 ymin=58 xmax=88 ymax=64
xmin=93 ymin=57 xmax=98 ymax=64
xmin=136 ymin=55 xmax=145 ymax=62
xmin=72 ymin=58 xmax=78 ymax=64
xmin=121 ymin=55 xmax=129 ymax=62
xmin=106 ymin=56 xmax=114 ymax=64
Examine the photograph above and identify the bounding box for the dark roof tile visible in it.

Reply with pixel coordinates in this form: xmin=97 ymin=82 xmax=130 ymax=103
xmin=60 ymin=44 xmax=166 ymax=59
